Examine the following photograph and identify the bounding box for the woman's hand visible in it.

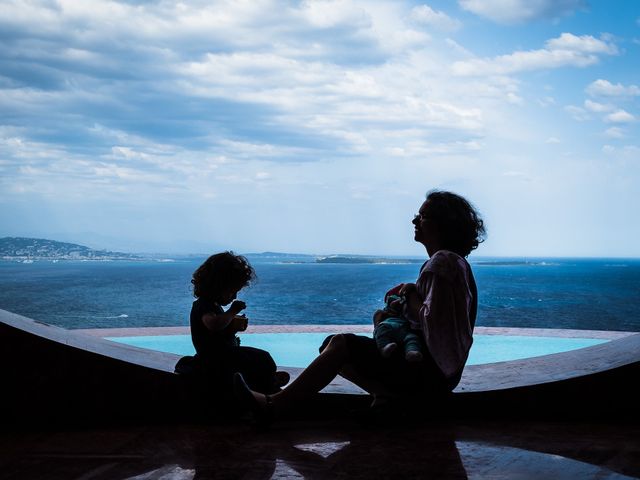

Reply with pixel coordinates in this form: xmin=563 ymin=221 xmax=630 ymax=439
xmin=399 ymin=283 xmax=422 ymax=319
xmin=398 ymin=282 xmax=417 ymax=296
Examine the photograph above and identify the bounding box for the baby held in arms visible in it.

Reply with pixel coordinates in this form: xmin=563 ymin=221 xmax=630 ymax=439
xmin=373 ymin=283 xmax=425 ymax=362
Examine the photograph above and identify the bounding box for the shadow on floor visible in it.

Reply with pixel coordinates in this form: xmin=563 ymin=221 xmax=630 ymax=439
xmin=1 ymin=419 xmax=639 ymax=479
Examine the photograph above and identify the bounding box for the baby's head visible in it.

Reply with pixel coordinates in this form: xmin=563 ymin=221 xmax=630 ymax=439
xmin=191 ymin=251 xmax=255 ymax=303
xmin=385 ymin=294 xmax=404 ymax=315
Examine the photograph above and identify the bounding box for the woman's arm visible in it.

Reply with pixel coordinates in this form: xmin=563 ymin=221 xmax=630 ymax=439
xmin=412 ymin=273 xmax=473 ymax=379
xmin=399 ymin=282 xmax=421 ymax=319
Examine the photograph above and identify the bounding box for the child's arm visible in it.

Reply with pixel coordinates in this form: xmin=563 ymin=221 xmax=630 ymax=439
xmin=202 ymin=300 xmax=248 ymax=332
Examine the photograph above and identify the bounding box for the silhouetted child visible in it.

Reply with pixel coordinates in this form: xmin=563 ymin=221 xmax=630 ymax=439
xmin=373 ymin=285 xmax=424 ymax=362
xmin=176 ymin=251 xmax=289 ymax=395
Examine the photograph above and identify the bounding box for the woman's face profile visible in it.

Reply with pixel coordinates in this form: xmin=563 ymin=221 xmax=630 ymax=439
xmin=413 ymin=200 xmax=437 ymax=248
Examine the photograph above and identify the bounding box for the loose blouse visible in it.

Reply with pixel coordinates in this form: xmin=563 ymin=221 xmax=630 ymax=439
xmin=409 ymin=250 xmax=477 ymax=380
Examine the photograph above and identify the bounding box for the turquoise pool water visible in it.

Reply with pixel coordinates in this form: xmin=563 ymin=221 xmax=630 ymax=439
xmin=106 ymin=333 xmax=608 ymax=368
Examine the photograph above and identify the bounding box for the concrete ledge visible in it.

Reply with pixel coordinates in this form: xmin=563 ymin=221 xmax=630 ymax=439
xmin=77 ymin=324 xmax=634 ymax=339
xmin=2 ymin=309 xmax=639 ymax=424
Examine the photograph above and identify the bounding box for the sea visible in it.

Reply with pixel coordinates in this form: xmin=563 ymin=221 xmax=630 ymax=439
xmin=1 ymin=255 xmax=639 ymax=332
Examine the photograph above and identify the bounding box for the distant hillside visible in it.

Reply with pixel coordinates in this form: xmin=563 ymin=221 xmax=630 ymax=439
xmin=316 ymin=255 xmax=423 ymax=264
xmin=0 ymin=237 xmax=140 ymax=261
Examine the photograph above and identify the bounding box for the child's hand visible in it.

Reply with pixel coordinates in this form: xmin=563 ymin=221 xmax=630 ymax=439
xmin=384 ymin=283 xmax=405 ymax=301
xmin=373 ymin=309 xmax=391 ymax=327
xmin=228 ymin=300 xmax=246 ymax=315
xmin=232 ymin=314 xmax=248 ymax=332
xmin=388 ymin=297 xmax=404 ymax=312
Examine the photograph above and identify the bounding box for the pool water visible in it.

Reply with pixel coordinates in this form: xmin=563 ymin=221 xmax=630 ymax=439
xmin=106 ymin=333 xmax=608 ymax=368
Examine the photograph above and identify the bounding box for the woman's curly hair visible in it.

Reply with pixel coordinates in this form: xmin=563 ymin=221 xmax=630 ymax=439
xmin=191 ymin=251 xmax=256 ymax=299
xmin=424 ymin=190 xmax=486 ymax=257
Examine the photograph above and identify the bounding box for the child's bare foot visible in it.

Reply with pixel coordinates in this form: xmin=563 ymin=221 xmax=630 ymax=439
xmin=380 ymin=342 xmax=397 ymax=358
xmin=274 ymin=370 xmax=290 ymax=388
xmin=405 ymin=350 xmax=423 ymax=362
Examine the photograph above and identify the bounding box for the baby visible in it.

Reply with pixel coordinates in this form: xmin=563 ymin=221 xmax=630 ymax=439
xmin=373 ymin=287 xmax=424 ymax=362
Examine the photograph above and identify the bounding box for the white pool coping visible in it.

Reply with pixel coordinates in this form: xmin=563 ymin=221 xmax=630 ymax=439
xmin=77 ymin=325 xmax=635 ymax=340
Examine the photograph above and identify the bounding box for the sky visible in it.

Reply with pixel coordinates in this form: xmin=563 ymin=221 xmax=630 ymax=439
xmin=1 ymin=0 xmax=639 ymax=257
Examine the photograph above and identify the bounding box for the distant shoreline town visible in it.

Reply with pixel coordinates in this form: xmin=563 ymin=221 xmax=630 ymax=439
xmin=0 ymin=237 xmax=143 ymax=262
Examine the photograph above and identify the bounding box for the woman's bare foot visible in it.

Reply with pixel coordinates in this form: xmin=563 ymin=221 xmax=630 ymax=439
xmin=234 ymin=372 xmax=274 ymax=426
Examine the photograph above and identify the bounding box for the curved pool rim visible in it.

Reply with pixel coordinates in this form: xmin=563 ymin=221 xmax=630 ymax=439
xmin=89 ymin=325 xmax=625 ymax=370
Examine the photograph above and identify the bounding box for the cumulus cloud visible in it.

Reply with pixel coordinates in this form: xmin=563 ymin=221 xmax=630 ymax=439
xmin=601 ymin=144 xmax=640 ymax=157
xmin=458 ymin=0 xmax=585 ymax=24
xmin=452 ymin=33 xmax=617 ymax=76
xmin=564 ymin=105 xmax=590 ymax=121
xmin=584 ymin=99 xmax=614 ymax=112
xmin=410 ymin=4 xmax=461 ymax=31
xmin=604 ymin=127 xmax=625 ymax=139
xmin=0 ymin=0 xmax=484 ymax=166
xmin=586 ymin=79 xmax=640 ymax=97
xmin=604 ymin=110 xmax=635 ymax=123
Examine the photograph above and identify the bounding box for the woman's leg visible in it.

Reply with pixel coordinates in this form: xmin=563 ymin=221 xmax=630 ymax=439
xmin=237 ymin=333 xmax=397 ymax=416
xmin=242 ymin=334 xmax=351 ymax=413
xmin=337 ymin=364 xmax=391 ymax=399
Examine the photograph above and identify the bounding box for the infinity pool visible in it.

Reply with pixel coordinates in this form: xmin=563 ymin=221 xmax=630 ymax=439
xmin=106 ymin=333 xmax=608 ymax=368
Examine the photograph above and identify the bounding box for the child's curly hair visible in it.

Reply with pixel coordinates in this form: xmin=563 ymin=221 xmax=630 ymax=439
xmin=191 ymin=251 xmax=256 ymax=299
xmin=424 ymin=190 xmax=486 ymax=257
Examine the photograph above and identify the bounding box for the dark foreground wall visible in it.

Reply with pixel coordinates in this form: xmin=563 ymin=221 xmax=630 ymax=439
xmin=1 ymin=310 xmax=195 ymax=427
xmin=1 ymin=309 xmax=639 ymax=426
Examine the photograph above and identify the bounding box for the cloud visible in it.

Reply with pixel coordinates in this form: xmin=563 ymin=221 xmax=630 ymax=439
xmin=586 ymin=79 xmax=640 ymax=97
xmin=583 ymin=99 xmax=614 ymax=112
xmin=564 ymin=105 xmax=590 ymax=121
xmin=458 ymin=0 xmax=585 ymax=24
xmin=601 ymin=144 xmax=640 ymax=157
xmin=0 ymin=0 xmax=485 ymax=165
xmin=410 ymin=4 xmax=461 ymax=31
xmin=537 ymin=96 xmax=556 ymax=107
xmin=604 ymin=110 xmax=635 ymax=123
xmin=604 ymin=127 xmax=625 ymax=139
xmin=452 ymin=33 xmax=617 ymax=76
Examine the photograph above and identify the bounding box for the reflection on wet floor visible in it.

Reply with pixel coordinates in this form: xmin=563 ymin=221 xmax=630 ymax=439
xmin=1 ymin=419 xmax=639 ymax=480
xmin=457 ymin=442 xmax=635 ymax=480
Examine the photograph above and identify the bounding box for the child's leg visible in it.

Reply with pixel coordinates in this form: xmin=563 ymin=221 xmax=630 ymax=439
xmin=404 ymin=331 xmax=424 ymax=362
xmin=374 ymin=317 xmax=405 ymax=357
xmin=230 ymin=346 xmax=279 ymax=394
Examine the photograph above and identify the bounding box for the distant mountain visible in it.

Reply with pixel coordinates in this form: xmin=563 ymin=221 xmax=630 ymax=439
xmin=0 ymin=237 xmax=141 ymax=261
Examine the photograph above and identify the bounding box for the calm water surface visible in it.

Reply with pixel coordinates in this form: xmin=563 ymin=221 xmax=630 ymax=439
xmin=1 ymin=256 xmax=639 ymax=332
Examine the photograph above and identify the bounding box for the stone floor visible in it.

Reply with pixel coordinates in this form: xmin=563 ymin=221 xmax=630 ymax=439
xmin=1 ymin=418 xmax=639 ymax=479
